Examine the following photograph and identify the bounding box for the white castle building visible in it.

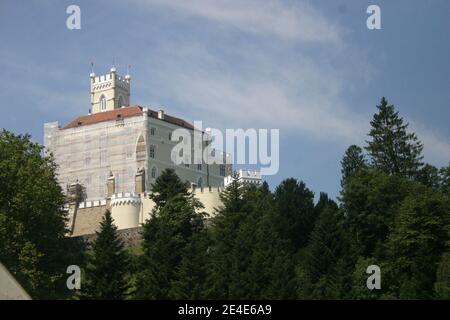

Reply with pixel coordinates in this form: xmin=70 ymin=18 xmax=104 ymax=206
xmin=224 ymin=169 xmax=262 ymax=187
xmin=44 ymin=67 xmax=233 ymax=235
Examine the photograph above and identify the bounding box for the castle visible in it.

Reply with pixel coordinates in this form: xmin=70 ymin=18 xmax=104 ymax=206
xmin=44 ymin=67 xmax=243 ymax=236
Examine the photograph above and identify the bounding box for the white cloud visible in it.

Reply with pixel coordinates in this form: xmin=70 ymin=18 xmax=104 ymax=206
xmin=136 ymin=0 xmax=342 ymax=44
xmin=129 ymin=0 xmax=450 ymax=166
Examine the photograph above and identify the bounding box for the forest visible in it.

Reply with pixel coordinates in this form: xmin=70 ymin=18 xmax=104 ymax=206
xmin=1 ymin=97 xmax=449 ymax=299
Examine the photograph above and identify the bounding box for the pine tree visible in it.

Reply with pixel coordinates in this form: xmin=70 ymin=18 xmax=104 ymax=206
xmin=149 ymin=168 xmax=190 ymax=209
xmin=365 ymin=97 xmax=423 ymax=178
xmin=385 ymin=189 xmax=450 ymax=298
xmin=274 ymin=178 xmax=315 ymax=249
xmin=416 ymin=163 xmax=440 ymax=190
xmin=169 ymin=230 xmax=210 ymax=299
xmin=440 ymin=164 xmax=450 ymax=193
xmin=340 ymin=145 xmax=367 ymax=187
xmin=218 ymin=171 xmax=245 ymax=213
xmin=341 ymin=169 xmax=414 ymax=257
xmin=434 ymin=253 xmax=450 ymax=299
xmin=80 ymin=210 xmax=130 ymax=299
xmin=206 ymin=182 xmax=296 ymax=299
xmin=297 ymin=201 xmax=353 ymax=299
xmin=204 ymin=174 xmax=246 ymax=298
xmin=137 ymin=194 xmax=205 ymax=299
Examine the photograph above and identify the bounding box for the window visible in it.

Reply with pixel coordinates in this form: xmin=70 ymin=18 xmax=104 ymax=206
xmin=220 ymin=164 xmax=226 ymax=177
xmin=100 ymin=94 xmax=107 ymax=111
xmin=197 ymin=164 xmax=202 ymax=171
xmin=150 ymin=145 xmax=155 ymax=158
xmin=150 ymin=127 xmax=156 ymax=136
xmin=118 ymin=95 xmax=124 ymax=107
xmin=151 ymin=166 xmax=157 ymax=179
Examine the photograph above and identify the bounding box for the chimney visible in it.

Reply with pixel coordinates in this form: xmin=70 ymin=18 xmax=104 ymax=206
xmin=107 ymin=172 xmax=115 ymax=197
xmin=158 ymin=110 xmax=165 ymax=120
xmin=67 ymin=182 xmax=83 ymax=204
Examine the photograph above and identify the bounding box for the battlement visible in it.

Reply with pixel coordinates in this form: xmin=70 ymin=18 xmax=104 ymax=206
xmin=110 ymin=192 xmax=141 ymax=207
xmin=90 ymin=68 xmax=131 ymax=113
xmin=91 ymin=73 xmax=130 ymax=89
xmin=78 ymin=199 xmax=107 ymax=209
xmin=190 ymin=185 xmax=223 ymax=194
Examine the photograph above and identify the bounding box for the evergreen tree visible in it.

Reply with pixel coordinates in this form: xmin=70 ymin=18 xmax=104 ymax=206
xmin=274 ymin=178 xmax=315 ymax=249
xmin=340 ymin=145 xmax=367 ymax=187
xmin=149 ymin=168 xmax=190 ymax=209
xmin=206 ymin=182 xmax=296 ymax=299
xmin=440 ymin=164 xmax=450 ymax=194
xmin=0 ymin=130 xmax=69 ymax=299
xmin=416 ymin=163 xmax=440 ymax=190
xmin=137 ymin=194 xmax=205 ymax=299
xmin=434 ymin=253 xmax=450 ymax=299
xmin=136 ymin=169 xmax=206 ymax=299
xmin=350 ymin=257 xmax=385 ymax=299
xmin=80 ymin=210 xmax=130 ymax=299
xmin=340 ymin=169 xmax=414 ymax=257
xmin=385 ymin=189 xmax=450 ymax=298
xmin=365 ymin=97 xmax=423 ymax=178
xmin=169 ymin=230 xmax=210 ymax=299
xmin=297 ymin=200 xmax=354 ymax=299
xmin=204 ymin=174 xmax=246 ymax=298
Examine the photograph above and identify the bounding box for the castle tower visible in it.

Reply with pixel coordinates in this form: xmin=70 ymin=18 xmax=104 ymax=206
xmin=90 ymin=67 xmax=131 ymax=114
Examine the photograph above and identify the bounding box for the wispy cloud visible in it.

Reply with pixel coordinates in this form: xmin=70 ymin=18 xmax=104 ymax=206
xmin=135 ymin=0 xmax=342 ymax=44
xmin=130 ymin=0 xmax=450 ymax=165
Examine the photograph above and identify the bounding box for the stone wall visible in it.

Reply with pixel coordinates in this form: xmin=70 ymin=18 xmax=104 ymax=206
xmin=73 ymin=227 xmax=143 ymax=247
xmin=71 ymin=205 xmax=107 ymax=236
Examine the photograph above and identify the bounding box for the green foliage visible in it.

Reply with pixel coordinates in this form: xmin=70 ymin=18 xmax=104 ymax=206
xmin=416 ymin=163 xmax=440 ymax=190
xmin=80 ymin=210 xmax=131 ymax=299
xmin=297 ymin=198 xmax=354 ymax=299
xmin=3 ymin=95 xmax=450 ymax=300
xmin=350 ymin=257 xmax=384 ymax=299
xmin=385 ymin=190 xmax=450 ymax=299
xmin=149 ymin=168 xmax=190 ymax=209
xmin=340 ymin=169 xmax=415 ymax=257
xmin=365 ymin=97 xmax=423 ymax=178
xmin=206 ymin=182 xmax=296 ymax=299
xmin=434 ymin=253 xmax=450 ymax=299
xmin=340 ymin=145 xmax=367 ymax=187
xmin=136 ymin=188 xmax=204 ymax=299
xmin=440 ymin=164 xmax=450 ymax=194
xmin=0 ymin=130 xmax=70 ymax=299
xmin=274 ymin=178 xmax=315 ymax=249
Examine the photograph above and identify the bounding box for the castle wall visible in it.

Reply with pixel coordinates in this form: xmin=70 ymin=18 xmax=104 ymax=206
xmin=70 ymin=187 xmax=223 ymax=235
xmin=110 ymin=193 xmax=141 ymax=229
xmin=71 ymin=204 xmax=107 ymax=236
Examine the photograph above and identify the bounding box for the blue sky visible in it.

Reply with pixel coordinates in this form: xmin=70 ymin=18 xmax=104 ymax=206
xmin=1 ymin=0 xmax=449 ymax=199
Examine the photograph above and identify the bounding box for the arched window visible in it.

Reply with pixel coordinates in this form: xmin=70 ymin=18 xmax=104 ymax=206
xmin=197 ymin=177 xmax=203 ymax=188
xmin=118 ymin=95 xmax=124 ymax=107
xmin=151 ymin=166 xmax=157 ymax=179
xmin=100 ymin=94 xmax=107 ymax=111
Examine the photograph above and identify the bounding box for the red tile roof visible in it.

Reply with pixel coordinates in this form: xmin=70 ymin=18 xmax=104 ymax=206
xmin=62 ymin=105 xmax=195 ymax=130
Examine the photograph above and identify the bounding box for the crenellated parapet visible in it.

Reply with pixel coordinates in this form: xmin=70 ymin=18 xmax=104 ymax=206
xmin=110 ymin=192 xmax=141 ymax=207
